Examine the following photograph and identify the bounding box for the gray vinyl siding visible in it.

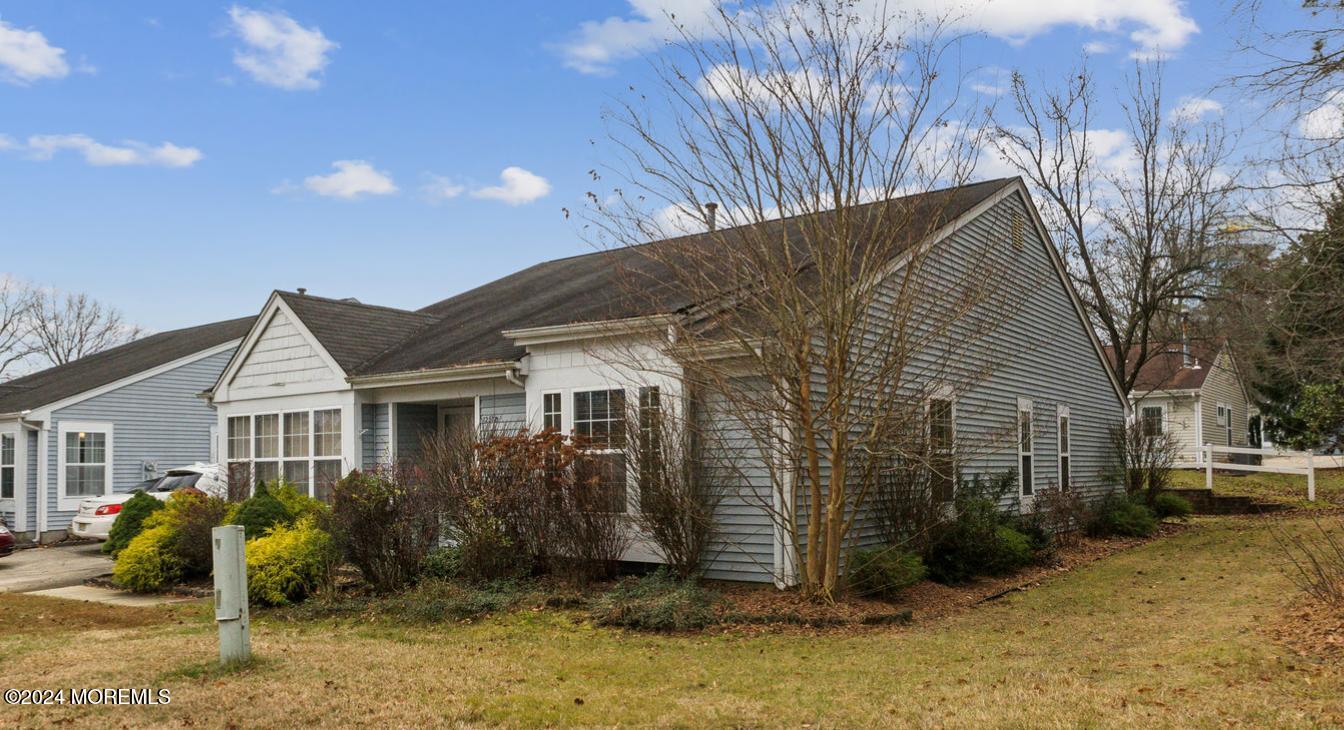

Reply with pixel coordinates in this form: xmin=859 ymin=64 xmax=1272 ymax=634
xmin=394 ymin=403 xmax=437 ymax=464
xmin=42 ymin=348 xmax=234 ymax=532
xmin=698 ymin=378 xmax=778 ymax=582
xmin=361 ymin=403 xmax=391 ymax=469
xmin=479 ymin=392 xmax=526 ymax=432
xmin=797 ymin=190 xmax=1126 ymax=562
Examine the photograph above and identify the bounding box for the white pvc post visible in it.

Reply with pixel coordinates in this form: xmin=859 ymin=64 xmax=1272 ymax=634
xmin=212 ymin=525 xmax=250 ymax=664
xmin=1307 ymin=452 xmax=1316 ymax=503
xmin=1205 ymin=444 xmax=1213 ymax=490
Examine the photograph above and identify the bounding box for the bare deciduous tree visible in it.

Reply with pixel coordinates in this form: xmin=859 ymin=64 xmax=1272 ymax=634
xmin=27 ymin=290 xmax=143 ymax=367
xmin=586 ymin=1 xmax=1023 ymax=599
xmin=0 ymin=276 xmax=35 ymax=381
xmin=990 ymin=62 xmax=1237 ymax=395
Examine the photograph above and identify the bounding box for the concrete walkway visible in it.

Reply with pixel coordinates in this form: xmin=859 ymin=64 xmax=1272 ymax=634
xmin=26 ymin=585 xmax=199 ymax=606
xmin=0 ymin=541 xmax=112 ymax=594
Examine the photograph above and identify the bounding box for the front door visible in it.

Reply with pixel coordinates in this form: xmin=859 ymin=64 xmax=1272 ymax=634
xmin=440 ymin=405 xmax=474 ymax=440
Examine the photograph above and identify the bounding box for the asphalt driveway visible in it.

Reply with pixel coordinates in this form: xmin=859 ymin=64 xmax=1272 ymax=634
xmin=0 ymin=542 xmax=113 ymax=594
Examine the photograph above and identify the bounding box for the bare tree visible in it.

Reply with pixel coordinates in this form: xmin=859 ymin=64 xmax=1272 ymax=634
xmin=0 ymin=276 xmax=35 ymax=381
xmin=27 ymin=290 xmax=143 ymax=367
xmin=586 ymin=1 xmax=1022 ymax=599
xmin=990 ymin=62 xmax=1237 ymax=395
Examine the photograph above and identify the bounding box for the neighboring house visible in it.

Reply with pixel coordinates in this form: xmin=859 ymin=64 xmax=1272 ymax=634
xmin=0 ymin=318 xmax=253 ymax=543
xmin=207 ymin=177 xmax=1127 ymax=586
xmin=1110 ymin=338 xmax=1255 ymax=461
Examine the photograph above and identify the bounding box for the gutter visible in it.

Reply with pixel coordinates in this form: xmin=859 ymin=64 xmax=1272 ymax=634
xmin=345 ymin=361 xmax=519 ymax=389
xmin=502 ymin=314 xmax=678 ymax=347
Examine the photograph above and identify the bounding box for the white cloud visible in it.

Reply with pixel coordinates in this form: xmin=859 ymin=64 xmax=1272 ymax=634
xmin=1172 ymin=96 xmax=1223 ymax=122
xmin=471 ymin=166 xmax=552 ymax=205
xmin=1298 ymin=90 xmax=1344 ymax=140
xmin=1083 ymin=40 xmax=1113 ymax=54
xmin=22 ymin=134 xmax=203 ymax=167
xmin=420 ymin=174 xmax=466 ymax=203
xmin=228 ymin=6 xmax=336 ymax=90
xmin=0 ymin=19 xmax=69 ymax=84
xmin=556 ymin=1 xmax=1199 ymax=74
xmin=302 ymin=160 xmax=397 ymax=199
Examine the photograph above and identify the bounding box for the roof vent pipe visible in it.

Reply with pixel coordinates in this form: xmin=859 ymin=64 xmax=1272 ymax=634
xmin=297 ymin=287 xmax=307 ymax=296
xmin=705 ymin=202 xmax=718 ymax=232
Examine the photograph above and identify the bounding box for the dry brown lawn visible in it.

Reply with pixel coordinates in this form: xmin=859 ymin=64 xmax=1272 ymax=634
xmin=3 ymin=516 xmax=1343 ymax=728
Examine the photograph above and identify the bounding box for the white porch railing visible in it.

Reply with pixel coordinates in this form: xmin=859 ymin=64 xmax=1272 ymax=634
xmin=1174 ymin=444 xmax=1317 ymax=502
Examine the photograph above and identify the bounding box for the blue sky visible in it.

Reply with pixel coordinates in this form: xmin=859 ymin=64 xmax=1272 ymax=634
xmin=0 ymin=1 xmax=1288 ymax=331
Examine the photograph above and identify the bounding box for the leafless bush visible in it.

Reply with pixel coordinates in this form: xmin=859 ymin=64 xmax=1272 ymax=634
xmin=1107 ymin=422 xmax=1179 ymax=505
xmin=622 ymin=392 xmax=719 ymax=580
xmin=872 ymin=453 xmax=949 ymax=557
xmin=1272 ymin=513 xmax=1344 ymax=605
xmin=329 ymin=463 xmax=447 ymax=593
xmin=1031 ymin=485 xmax=1091 ymax=547
xmin=226 ymin=463 xmax=252 ymax=503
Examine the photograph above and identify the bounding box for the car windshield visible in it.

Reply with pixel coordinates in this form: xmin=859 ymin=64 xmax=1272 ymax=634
xmin=151 ymin=473 xmax=202 ymax=492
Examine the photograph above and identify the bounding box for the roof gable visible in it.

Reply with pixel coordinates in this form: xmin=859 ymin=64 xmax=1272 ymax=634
xmin=0 ymin=317 xmax=253 ymax=414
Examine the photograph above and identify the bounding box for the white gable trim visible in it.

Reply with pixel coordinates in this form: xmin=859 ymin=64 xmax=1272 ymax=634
xmin=23 ymin=338 xmax=243 ymax=421
xmin=213 ymin=293 xmax=349 ymax=403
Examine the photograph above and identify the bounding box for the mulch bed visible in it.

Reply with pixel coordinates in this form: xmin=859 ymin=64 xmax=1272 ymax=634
xmin=705 ymin=523 xmax=1187 ymax=633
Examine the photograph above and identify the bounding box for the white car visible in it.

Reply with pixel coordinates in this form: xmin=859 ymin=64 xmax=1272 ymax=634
xmin=68 ymin=463 xmax=229 ymax=541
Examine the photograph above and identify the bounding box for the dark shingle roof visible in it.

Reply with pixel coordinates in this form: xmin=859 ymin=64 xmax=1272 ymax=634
xmin=0 ymin=317 xmax=255 ymax=414
xmin=275 ymin=292 xmax=439 ymax=373
xmin=348 ymin=178 xmax=1014 ymax=376
xmin=1106 ymin=339 xmax=1226 ymax=393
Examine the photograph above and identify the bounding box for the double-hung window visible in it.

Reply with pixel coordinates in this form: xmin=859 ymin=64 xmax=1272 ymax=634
xmin=1216 ymin=403 xmax=1232 ymax=445
xmin=928 ymin=397 xmax=955 ymax=502
xmin=1057 ymin=406 xmax=1071 ymax=489
xmin=1018 ymin=399 xmax=1034 ymax=497
xmin=58 ymin=422 xmax=111 ymax=509
xmin=1 ymin=433 xmax=15 ymax=501
xmin=637 ymin=387 xmax=662 ymax=508
xmin=542 ymin=392 xmax=563 ymax=431
xmin=1141 ymin=405 xmax=1164 ymax=438
xmin=228 ymin=409 xmax=343 ymax=499
xmin=573 ymin=389 xmax=627 ymax=512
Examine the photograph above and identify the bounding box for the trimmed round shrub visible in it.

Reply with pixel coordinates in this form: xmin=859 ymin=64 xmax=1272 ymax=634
xmin=1087 ymin=494 xmax=1158 ymax=538
xmin=226 ymin=483 xmax=292 ymax=539
xmin=246 ymin=516 xmax=335 ymax=606
xmin=421 ymin=546 xmax=463 ymax=582
xmin=144 ymin=491 xmax=230 ymax=576
xmin=1153 ymin=493 xmax=1193 ymax=520
xmin=270 ymin=480 xmax=330 ymax=525
xmin=589 ymin=570 xmax=722 ymax=631
xmin=103 ymin=491 xmax=164 ymax=557
xmin=112 ymin=524 xmax=183 ymax=592
xmin=986 ymin=526 xmax=1034 ymax=575
xmin=848 ymin=546 xmax=928 ymax=598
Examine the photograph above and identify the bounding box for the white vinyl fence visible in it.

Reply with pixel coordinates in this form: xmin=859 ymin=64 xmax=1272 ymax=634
xmin=1175 ymin=444 xmax=1318 ymax=502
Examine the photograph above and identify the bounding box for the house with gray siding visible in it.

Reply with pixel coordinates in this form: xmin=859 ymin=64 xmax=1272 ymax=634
xmin=0 ymin=318 xmax=252 ymax=543
xmin=207 ymin=177 xmax=1127 ymax=586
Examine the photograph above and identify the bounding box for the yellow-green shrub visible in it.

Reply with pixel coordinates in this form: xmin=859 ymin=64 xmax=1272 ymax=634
xmin=246 ymin=516 xmax=335 ymax=606
xmin=112 ymin=524 xmax=183 ymax=592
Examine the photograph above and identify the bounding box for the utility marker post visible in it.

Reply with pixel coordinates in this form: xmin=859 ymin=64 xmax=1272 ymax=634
xmin=212 ymin=525 xmax=250 ymax=664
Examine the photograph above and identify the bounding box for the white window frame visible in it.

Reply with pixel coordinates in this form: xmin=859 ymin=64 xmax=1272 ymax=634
xmin=1057 ymin=405 xmax=1071 ymax=489
xmin=0 ymin=427 xmax=19 ymax=511
xmin=541 ymin=390 xmax=564 ymax=432
xmin=1140 ymin=403 xmax=1167 ymax=438
xmin=926 ymin=390 xmax=957 ymax=503
xmin=1017 ymin=397 xmax=1034 ymax=500
xmin=1216 ymin=402 xmax=1232 ymax=445
xmin=572 ymin=387 xmax=630 ymax=513
xmin=226 ymin=409 xmax=345 ymax=498
xmin=56 ymin=421 xmax=113 ymax=512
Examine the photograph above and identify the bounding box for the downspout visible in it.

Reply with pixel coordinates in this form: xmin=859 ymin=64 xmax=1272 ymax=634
xmin=504 ymin=366 xmax=525 ymax=389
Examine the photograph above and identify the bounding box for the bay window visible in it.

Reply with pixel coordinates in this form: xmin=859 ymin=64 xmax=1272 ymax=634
xmin=227 ymin=409 xmax=344 ymax=499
